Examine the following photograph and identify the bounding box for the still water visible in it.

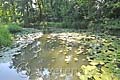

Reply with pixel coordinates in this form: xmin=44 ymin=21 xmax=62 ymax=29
xmin=0 ymin=33 xmax=89 ymax=80
xmin=0 ymin=63 xmax=28 ymax=80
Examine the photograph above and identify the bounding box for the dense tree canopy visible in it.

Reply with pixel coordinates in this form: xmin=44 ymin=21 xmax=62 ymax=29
xmin=0 ymin=0 xmax=119 ymax=29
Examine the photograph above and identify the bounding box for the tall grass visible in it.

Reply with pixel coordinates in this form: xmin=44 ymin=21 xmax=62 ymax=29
xmin=0 ymin=23 xmax=22 ymax=47
xmin=0 ymin=26 xmax=12 ymax=46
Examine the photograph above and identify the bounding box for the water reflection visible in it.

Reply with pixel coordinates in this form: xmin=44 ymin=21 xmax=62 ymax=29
xmin=0 ymin=62 xmax=28 ymax=80
xmin=11 ymin=34 xmax=88 ymax=80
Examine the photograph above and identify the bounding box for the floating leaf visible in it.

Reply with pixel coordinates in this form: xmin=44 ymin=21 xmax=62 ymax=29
xmin=90 ymin=61 xmax=99 ymax=66
xmin=80 ymin=75 xmax=88 ymax=80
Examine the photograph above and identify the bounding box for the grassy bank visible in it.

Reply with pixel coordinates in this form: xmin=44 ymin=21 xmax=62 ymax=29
xmin=0 ymin=23 xmax=22 ymax=47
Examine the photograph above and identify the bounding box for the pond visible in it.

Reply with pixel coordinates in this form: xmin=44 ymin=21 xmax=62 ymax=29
xmin=0 ymin=29 xmax=120 ymax=80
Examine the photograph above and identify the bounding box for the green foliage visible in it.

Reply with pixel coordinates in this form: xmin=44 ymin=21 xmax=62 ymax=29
xmin=0 ymin=0 xmax=119 ymax=30
xmin=62 ymin=21 xmax=89 ymax=29
xmin=46 ymin=22 xmax=63 ymax=28
xmin=103 ymin=19 xmax=120 ymax=29
xmin=7 ymin=23 xmax=22 ymax=33
xmin=0 ymin=25 xmax=12 ymax=46
xmin=0 ymin=23 xmax=22 ymax=46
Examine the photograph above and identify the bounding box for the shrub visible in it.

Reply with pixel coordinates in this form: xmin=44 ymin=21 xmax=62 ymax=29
xmin=7 ymin=23 xmax=22 ymax=33
xmin=62 ymin=21 xmax=71 ymax=28
xmin=40 ymin=22 xmax=63 ymax=28
xmin=0 ymin=26 xmax=12 ymax=46
xmin=62 ymin=21 xmax=88 ymax=29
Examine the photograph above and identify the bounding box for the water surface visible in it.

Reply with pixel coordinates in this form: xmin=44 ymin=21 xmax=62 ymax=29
xmin=0 ymin=32 xmax=90 ymax=80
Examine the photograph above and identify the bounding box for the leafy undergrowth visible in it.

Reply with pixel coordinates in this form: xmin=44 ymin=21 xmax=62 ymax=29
xmin=7 ymin=23 xmax=22 ymax=33
xmin=0 ymin=25 xmax=12 ymax=47
xmin=79 ymin=34 xmax=120 ymax=80
xmin=0 ymin=23 xmax=22 ymax=47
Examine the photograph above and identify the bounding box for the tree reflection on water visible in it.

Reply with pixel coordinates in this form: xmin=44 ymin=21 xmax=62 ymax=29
xmin=11 ymin=34 xmax=88 ymax=80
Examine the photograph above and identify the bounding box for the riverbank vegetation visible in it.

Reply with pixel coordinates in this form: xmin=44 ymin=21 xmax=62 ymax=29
xmin=0 ymin=24 xmax=12 ymax=46
xmin=0 ymin=0 xmax=119 ymax=29
xmin=0 ymin=0 xmax=120 ymax=80
xmin=0 ymin=23 xmax=22 ymax=47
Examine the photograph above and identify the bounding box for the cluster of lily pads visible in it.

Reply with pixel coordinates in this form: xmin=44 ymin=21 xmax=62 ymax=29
xmin=49 ymin=32 xmax=120 ymax=80
xmin=4 ymin=31 xmax=119 ymax=80
xmin=79 ymin=34 xmax=120 ymax=80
